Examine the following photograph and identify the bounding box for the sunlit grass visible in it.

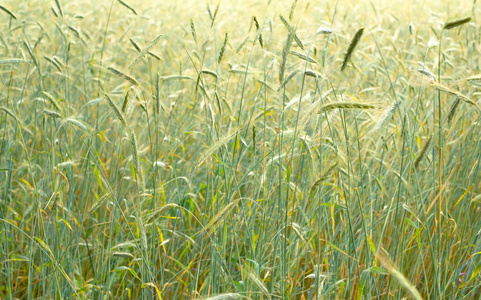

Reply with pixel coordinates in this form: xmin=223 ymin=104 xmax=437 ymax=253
xmin=1 ymin=0 xmax=481 ymax=298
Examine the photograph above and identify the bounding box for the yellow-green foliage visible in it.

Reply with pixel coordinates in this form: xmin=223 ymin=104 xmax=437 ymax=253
xmin=0 ymin=0 xmax=480 ymax=299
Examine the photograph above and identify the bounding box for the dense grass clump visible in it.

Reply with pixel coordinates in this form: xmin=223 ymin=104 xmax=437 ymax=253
xmin=2 ymin=0 xmax=481 ymax=298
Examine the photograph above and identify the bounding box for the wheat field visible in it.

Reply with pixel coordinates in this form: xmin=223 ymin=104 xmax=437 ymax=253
xmin=1 ymin=0 xmax=481 ymax=299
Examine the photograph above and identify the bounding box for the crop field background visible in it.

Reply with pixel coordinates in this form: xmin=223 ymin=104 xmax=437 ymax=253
xmin=1 ymin=0 xmax=481 ymax=298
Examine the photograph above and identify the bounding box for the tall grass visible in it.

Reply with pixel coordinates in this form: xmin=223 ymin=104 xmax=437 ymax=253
xmin=1 ymin=0 xmax=481 ymax=299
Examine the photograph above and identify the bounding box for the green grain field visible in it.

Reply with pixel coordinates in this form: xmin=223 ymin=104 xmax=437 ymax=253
xmin=1 ymin=0 xmax=481 ymax=298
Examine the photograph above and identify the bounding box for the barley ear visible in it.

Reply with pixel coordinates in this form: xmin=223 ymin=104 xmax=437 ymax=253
xmin=447 ymin=98 xmax=460 ymax=124
xmin=121 ymin=89 xmax=131 ymax=114
xmin=102 ymin=90 xmax=128 ymax=127
xmin=279 ymin=30 xmax=295 ymax=84
xmin=190 ymin=19 xmax=198 ymax=44
xmin=198 ymin=199 xmax=240 ymax=237
xmin=253 ymin=16 xmax=263 ymax=48
xmin=246 ymin=268 xmax=271 ymax=300
xmin=145 ymin=203 xmax=179 ymax=223
xmin=414 ymin=135 xmax=432 ymax=169
xmin=443 ymin=17 xmax=471 ymax=30
xmin=107 ymin=66 xmax=139 ymax=85
xmin=42 ymin=91 xmax=64 ymax=115
xmin=341 ymin=28 xmax=364 ymax=71
xmin=44 ymin=109 xmax=62 ymax=118
xmin=288 ymin=0 xmax=298 ymax=21
xmin=218 ymin=33 xmax=228 ymax=64
xmin=318 ymin=102 xmax=375 ymax=113
xmin=376 ymin=99 xmax=402 ymax=130
xmin=197 ymin=130 xmax=237 ymax=167
xmin=309 ymin=163 xmax=338 ymax=199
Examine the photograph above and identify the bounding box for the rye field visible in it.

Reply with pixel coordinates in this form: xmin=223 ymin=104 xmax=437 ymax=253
xmin=1 ymin=0 xmax=481 ymax=298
